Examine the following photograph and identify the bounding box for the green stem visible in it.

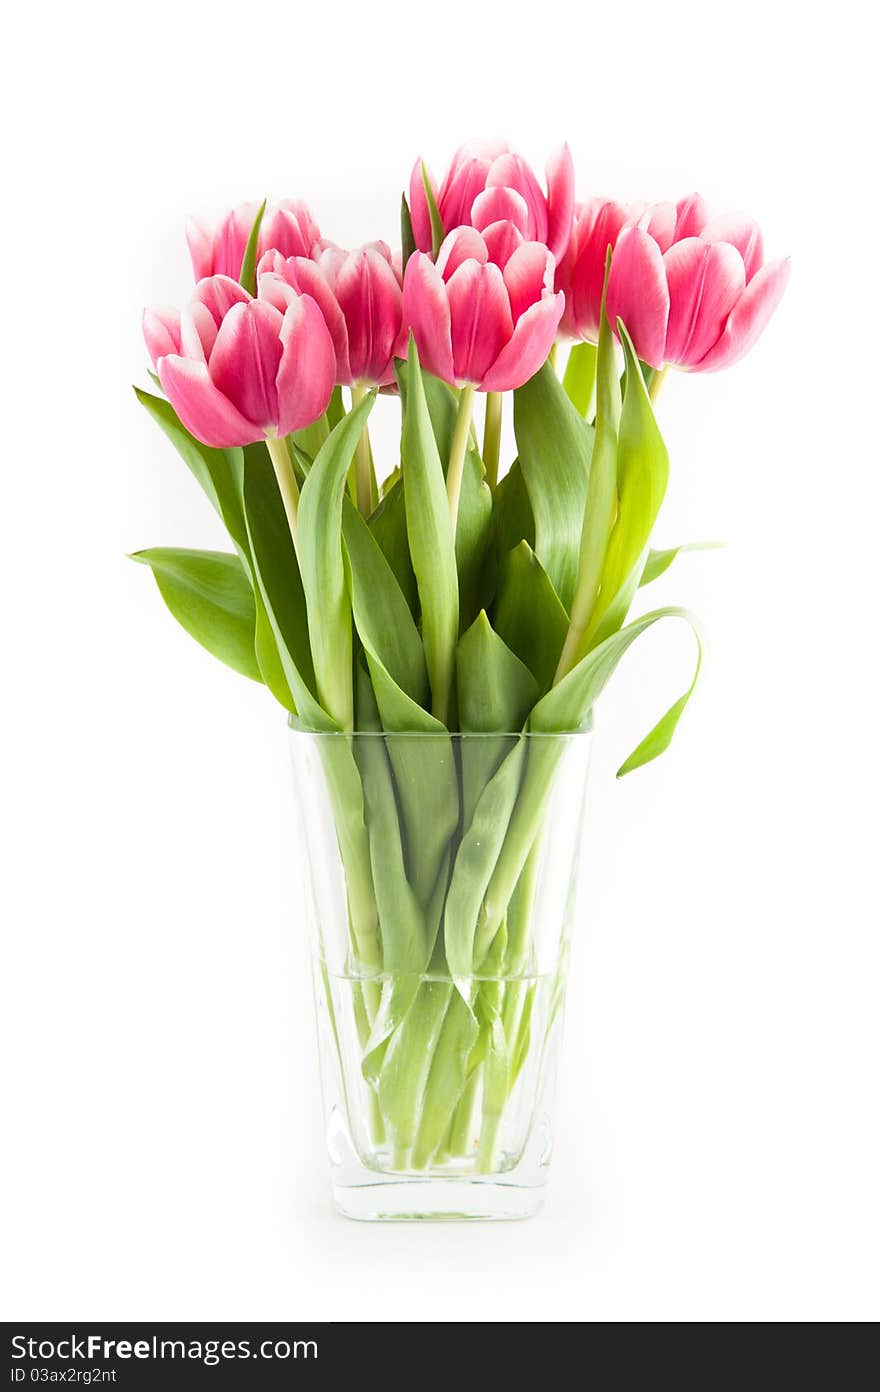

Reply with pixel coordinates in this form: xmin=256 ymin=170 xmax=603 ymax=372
xmin=482 ymin=391 xmax=502 ymax=489
xmin=264 ymin=432 xmax=300 ymax=558
xmin=649 ymin=365 xmax=668 ymax=405
xmin=350 ymin=384 xmax=374 ymax=517
xmin=447 ymin=384 xmax=475 ymax=538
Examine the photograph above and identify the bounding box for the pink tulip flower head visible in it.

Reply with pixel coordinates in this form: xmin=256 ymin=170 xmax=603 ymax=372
xmin=410 ymin=140 xmax=575 ymax=263
xmin=402 ymin=223 xmax=564 ymax=392
xmin=558 ymin=193 xmax=790 ymax=372
xmin=145 ymin=275 xmax=335 ymax=448
xmin=186 ymin=199 xmax=322 ymax=282
xmin=258 ymin=241 xmax=406 ymax=388
xmin=143 ymin=306 xmax=183 ymax=369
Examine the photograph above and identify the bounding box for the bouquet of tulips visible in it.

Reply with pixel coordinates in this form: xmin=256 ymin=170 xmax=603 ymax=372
xmin=135 ymin=140 xmax=788 ymax=1174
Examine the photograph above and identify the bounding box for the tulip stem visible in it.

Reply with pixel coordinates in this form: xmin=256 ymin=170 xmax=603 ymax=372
xmin=648 ymin=366 xmax=668 ymax=405
xmin=482 ymin=391 xmax=502 ymax=489
xmin=447 ymin=384 xmax=475 ymax=538
xmin=350 ymin=384 xmax=374 ymax=517
xmin=264 ymin=432 xmax=300 ymax=559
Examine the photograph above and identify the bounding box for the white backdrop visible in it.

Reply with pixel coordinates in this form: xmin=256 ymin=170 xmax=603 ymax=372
xmin=2 ymin=0 xmax=877 ymax=1323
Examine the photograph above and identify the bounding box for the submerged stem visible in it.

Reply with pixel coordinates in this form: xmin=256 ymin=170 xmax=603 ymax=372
xmin=482 ymin=390 xmax=502 ymax=489
xmin=447 ymin=384 xmax=475 ymax=538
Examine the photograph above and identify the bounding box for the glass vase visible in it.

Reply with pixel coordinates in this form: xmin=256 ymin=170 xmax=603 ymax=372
xmin=288 ymin=725 xmax=592 ymax=1221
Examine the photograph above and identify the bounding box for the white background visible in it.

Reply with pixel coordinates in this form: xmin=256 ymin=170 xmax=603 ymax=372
xmin=2 ymin=0 xmax=877 ymax=1324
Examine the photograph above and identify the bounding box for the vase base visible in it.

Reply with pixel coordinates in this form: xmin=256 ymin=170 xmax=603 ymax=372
xmin=331 ymin=1177 xmax=544 ymax=1222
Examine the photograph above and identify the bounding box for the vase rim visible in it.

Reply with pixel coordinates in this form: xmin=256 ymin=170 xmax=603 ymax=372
xmin=287 ymin=716 xmax=593 ymax=739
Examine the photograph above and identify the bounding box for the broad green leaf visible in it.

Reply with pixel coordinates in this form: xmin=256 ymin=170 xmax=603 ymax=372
xmin=238 ymin=199 xmax=266 ymax=295
xmin=298 ymin=393 xmax=376 ymax=729
xmin=492 ymin=540 xmax=570 ymax=693
xmin=420 ymin=161 xmax=445 ymax=259
xmin=456 ymin=611 xmax=538 ymax=734
xmin=342 ymin=498 xmax=428 ymax=706
xmin=398 ymin=339 xmax=459 ymax=725
xmin=354 ymin=663 xmax=426 ymax=973
xmin=586 ymin=324 xmax=669 ymax=646
xmin=562 ymin=341 xmax=598 ymax=417
xmin=492 ymin=458 xmax=535 ymax=560
xmin=369 ymin=476 xmax=418 ymax=614
xmin=513 ymin=361 xmax=595 ymax=610
xmin=132 ymin=547 xmax=261 ymax=682
xmin=640 ymin=541 xmax=725 ymax=587
xmin=240 ymin=444 xmax=323 ymax=723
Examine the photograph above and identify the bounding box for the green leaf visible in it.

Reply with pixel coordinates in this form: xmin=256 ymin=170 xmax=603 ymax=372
xmin=400 ymin=192 xmax=416 ymax=267
xmin=368 ymin=476 xmax=419 ymax=614
xmin=640 ymin=541 xmax=725 ymax=587
xmin=132 ymin=547 xmax=262 ymax=682
xmin=513 ymin=361 xmax=595 ymax=610
xmin=298 ymin=393 xmax=376 ymax=729
xmin=342 ymin=498 xmax=428 ymax=706
xmin=531 ymin=605 xmax=703 ymax=775
xmin=457 ymin=612 xmax=538 ymax=734
xmin=492 ymin=540 xmax=570 ymax=692
xmin=492 ymin=458 xmax=535 ymax=560
xmin=586 ymin=324 xmax=669 ymax=646
xmin=240 ymin=444 xmax=323 ymax=724
xmin=398 ymin=339 xmax=459 ymax=725
xmin=420 ymin=161 xmax=444 ymax=259
xmin=238 ymin=199 xmax=266 ymax=295
xmin=562 ymin=341 xmax=598 ymax=417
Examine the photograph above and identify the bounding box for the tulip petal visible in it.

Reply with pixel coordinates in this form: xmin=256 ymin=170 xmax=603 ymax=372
xmin=180 ymin=302 xmax=219 ymax=362
xmin=638 ymin=201 xmax=677 ymax=253
xmin=435 ymin=226 xmax=489 ymax=279
xmin=446 ymin=260 xmax=514 ymax=385
xmin=440 ymin=153 xmax=494 ymax=230
xmin=486 ymin=153 xmax=548 ymax=245
xmin=481 ymin=292 xmax=564 ymax=392
xmin=674 ymin=192 xmax=710 ymax=240
xmin=334 ymin=248 xmax=403 ymax=385
xmin=402 ymin=253 xmax=455 ymax=384
xmin=663 ymin=238 xmax=746 ymax=367
xmin=275 ymin=295 xmax=336 ymax=434
xmin=502 ymin=241 xmax=555 ymax=323
xmin=262 ymin=256 xmax=351 ymax=384
xmin=566 ymin=199 xmax=631 ymax=342
xmin=208 ymin=300 xmax=284 ymax=430
xmin=470 ymin=186 xmax=530 ymax=238
xmin=186 ymin=218 xmax=215 ymax=282
xmin=143 ymin=306 xmax=181 ymax=368
xmin=259 ymin=200 xmax=321 ymax=261
xmin=158 ymin=355 xmax=261 ymax=448
xmin=192 ymin=275 xmax=251 ymax=327
xmin=480 ymin=219 xmax=525 ymax=270
xmin=545 ymin=142 xmax=576 ymax=261
xmin=700 ymin=213 xmax=764 ymax=282
xmin=605 ymin=226 xmax=670 ymax=370
xmin=409 ymin=159 xmax=436 ymax=255
xmin=693 ymin=257 xmax=791 ymax=372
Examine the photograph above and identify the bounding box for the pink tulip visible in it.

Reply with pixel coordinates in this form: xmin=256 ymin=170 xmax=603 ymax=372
xmin=143 ymin=306 xmax=182 ymax=369
xmin=402 ymin=223 xmax=564 ymax=392
xmin=146 ymin=275 xmax=335 ymax=447
xmin=258 ymin=241 xmax=406 ymax=387
xmin=186 ymin=199 xmax=322 ymax=282
xmin=410 ymin=140 xmax=575 ymax=263
xmin=558 ymin=193 xmax=790 ymax=372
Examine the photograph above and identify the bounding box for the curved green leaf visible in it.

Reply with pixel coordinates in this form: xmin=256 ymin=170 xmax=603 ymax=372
xmin=640 ymin=541 xmax=725 ymax=587
xmin=512 ymin=361 xmax=595 ymax=609
xmin=132 ymin=547 xmax=261 ymax=682
xmin=343 ymin=498 xmax=428 ymax=706
xmin=369 ymin=477 xmax=418 ymax=614
xmin=238 ymin=199 xmax=266 ymax=296
xmin=298 ymin=393 xmax=376 ymax=729
xmin=493 ymin=459 xmax=535 ymax=561
xmin=457 ymin=611 xmax=538 ymax=734
xmin=492 ymin=540 xmax=569 ymax=692
xmin=399 ymin=339 xmax=459 ymax=724
xmin=562 ymin=341 xmax=598 ymax=418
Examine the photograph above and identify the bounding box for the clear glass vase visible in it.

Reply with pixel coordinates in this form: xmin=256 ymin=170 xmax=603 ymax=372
xmin=288 ymin=725 xmax=592 ymax=1221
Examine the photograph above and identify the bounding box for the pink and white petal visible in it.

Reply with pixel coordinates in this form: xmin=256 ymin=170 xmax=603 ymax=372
xmin=335 ymin=249 xmax=403 ymax=385
xmin=255 ymin=270 xmax=298 ymax=315
xmin=272 ymin=256 xmax=350 ymax=383
xmin=157 ymin=355 xmax=261 ymax=447
xmin=545 ymin=142 xmax=576 ymax=261
xmin=470 ymin=186 xmax=530 ymax=238
xmin=192 ymin=275 xmax=251 ymax=327
xmin=639 ymin=201 xmax=677 ymax=253
xmin=481 ymin=219 xmax=525 ymax=270
xmin=446 ymin=260 xmax=514 ymax=384
xmin=486 ymin=153 xmax=548 ymax=244
xmin=480 ymin=293 xmax=564 ymax=392
xmin=180 ymin=302 xmax=219 ymax=362
xmin=674 ymin=192 xmax=711 ymax=240
xmin=503 ymin=242 xmax=555 ymax=322
xmin=435 ymin=226 xmax=489 ymax=280
xmin=568 ymin=200 xmax=632 ymax=341
xmin=185 ymin=218 xmax=215 ymax=281
xmin=276 ymin=295 xmax=337 ymax=434
xmin=664 ymin=238 xmax=746 ymax=367
xmin=208 ymin=300 xmax=284 ymax=430
xmin=143 ymin=305 xmax=181 ymax=368
xmin=402 ymin=253 xmax=456 ymax=384
xmin=692 ymin=257 xmax=791 ymax=372
xmin=439 ymin=154 xmax=493 ymax=229
xmin=700 ymin=213 xmax=764 ymax=281
xmin=605 ymin=227 xmax=670 ymax=369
